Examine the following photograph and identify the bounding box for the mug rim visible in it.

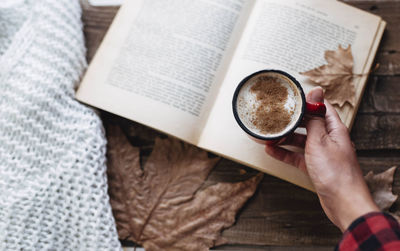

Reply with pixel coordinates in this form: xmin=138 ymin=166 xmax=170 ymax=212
xmin=232 ymin=69 xmax=306 ymax=141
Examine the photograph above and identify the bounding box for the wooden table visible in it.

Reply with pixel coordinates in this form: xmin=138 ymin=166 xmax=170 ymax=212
xmin=81 ymin=1 xmax=400 ymax=250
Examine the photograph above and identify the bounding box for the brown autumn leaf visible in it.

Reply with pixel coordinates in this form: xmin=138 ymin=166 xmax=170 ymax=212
xmin=300 ymin=45 xmax=356 ymax=107
xmin=365 ymin=166 xmax=398 ymax=211
xmin=106 ymin=125 xmax=263 ymax=251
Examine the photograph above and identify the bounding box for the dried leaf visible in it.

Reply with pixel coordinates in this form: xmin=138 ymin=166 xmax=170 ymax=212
xmin=300 ymin=45 xmax=356 ymax=107
xmin=106 ymin=125 xmax=263 ymax=251
xmin=365 ymin=166 xmax=398 ymax=211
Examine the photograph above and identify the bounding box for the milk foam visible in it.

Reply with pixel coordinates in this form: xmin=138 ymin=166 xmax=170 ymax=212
xmin=237 ymin=73 xmax=302 ymax=137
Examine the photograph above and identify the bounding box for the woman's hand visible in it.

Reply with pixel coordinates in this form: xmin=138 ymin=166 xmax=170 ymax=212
xmin=265 ymin=87 xmax=379 ymax=232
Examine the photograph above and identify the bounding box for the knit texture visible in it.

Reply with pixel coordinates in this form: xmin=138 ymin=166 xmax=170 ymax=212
xmin=0 ymin=0 xmax=121 ymax=250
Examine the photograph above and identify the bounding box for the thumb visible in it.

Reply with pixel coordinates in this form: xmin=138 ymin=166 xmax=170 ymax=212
xmin=306 ymin=87 xmax=327 ymax=139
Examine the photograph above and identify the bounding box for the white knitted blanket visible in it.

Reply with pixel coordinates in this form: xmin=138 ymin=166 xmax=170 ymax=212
xmin=0 ymin=0 xmax=121 ymax=250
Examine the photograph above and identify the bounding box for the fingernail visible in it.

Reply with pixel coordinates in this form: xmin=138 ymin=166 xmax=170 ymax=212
xmin=310 ymin=87 xmax=324 ymax=103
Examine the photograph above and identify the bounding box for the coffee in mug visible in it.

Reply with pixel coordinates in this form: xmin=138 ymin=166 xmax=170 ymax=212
xmin=232 ymin=70 xmax=326 ymax=141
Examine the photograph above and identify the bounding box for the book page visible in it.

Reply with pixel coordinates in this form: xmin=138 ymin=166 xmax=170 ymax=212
xmin=199 ymin=0 xmax=383 ymax=191
xmin=76 ymin=0 xmax=253 ymax=144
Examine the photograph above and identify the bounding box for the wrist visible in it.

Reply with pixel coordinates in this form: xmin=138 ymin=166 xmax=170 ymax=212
xmin=336 ymin=191 xmax=380 ymax=232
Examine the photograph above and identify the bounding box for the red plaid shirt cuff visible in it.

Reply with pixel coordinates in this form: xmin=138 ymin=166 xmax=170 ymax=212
xmin=336 ymin=212 xmax=400 ymax=251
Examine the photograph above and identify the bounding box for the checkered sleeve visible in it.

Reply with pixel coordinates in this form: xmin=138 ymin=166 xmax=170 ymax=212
xmin=336 ymin=212 xmax=400 ymax=251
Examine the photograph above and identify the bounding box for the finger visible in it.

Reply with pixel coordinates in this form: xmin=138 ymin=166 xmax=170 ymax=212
xmin=325 ymin=101 xmax=347 ymax=134
xmin=306 ymin=86 xmax=325 ymax=103
xmin=305 ymin=87 xmax=327 ymax=140
xmin=324 ymin=101 xmax=352 ymax=145
xmin=265 ymin=139 xmax=283 ymax=146
xmin=265 ymin=145 xmax=306 ymax=171
xmin=278 ymin=133 xmax=307 ymax=148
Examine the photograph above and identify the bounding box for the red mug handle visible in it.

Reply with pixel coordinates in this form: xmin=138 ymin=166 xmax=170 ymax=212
xmin=306 ymin=102 xmax=326 ymax=117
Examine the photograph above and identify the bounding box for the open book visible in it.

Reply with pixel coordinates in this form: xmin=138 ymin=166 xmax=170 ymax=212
xmin=77 ymin=0 xmax=386 ymax=191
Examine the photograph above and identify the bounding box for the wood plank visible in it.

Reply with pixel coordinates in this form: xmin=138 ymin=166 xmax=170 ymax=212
xmin=374 ymin=51 xmax=400 ymax=76
xmin=344 ymin=0 xmax=400 ymax=78
xmin=353 ymin=75 xmax=400 ymax=149
xmin=359 ymin=155 xmax=400 ymax=210
xmin=123 ymin=245 xmax=334 ymax=251
xmin=215 ymin=245 xmax=333 ymax=251
xmin=343 ymin=0 xmax=400 ymax=52
xmin=352 ymin=114 xmax=400 ymax=149
xmin=358 ymin=76 xmax=400 ymax=113
xmin=81 ymin=1 xmax=119 ymax=62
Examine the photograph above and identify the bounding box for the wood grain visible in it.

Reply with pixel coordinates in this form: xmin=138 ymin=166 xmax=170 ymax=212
xmin=81 ymin=0 xmax=400 ymax=248
xmin=215 ymin=247 xmax=333 ymax=251
xmin=81 ymin=1 xmax=119 ymax=62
